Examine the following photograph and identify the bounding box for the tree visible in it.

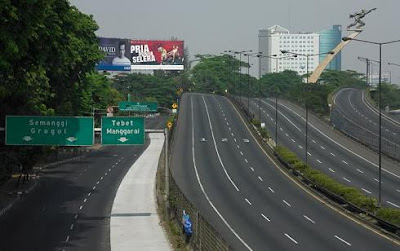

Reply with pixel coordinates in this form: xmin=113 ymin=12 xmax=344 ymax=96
xmin=191 ymin=54 xmax=247 ymax=94
xmin=0 ymin=1 xmax=111 ymax=183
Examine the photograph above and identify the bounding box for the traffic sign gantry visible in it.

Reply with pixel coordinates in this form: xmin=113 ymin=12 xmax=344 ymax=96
xmin=119 ymin=101 xmax=158 ymax=112
xmin=6 ymin=116 xmax=94 ymax=146
xmin=101 ymin=117 xmax=144 ymax=145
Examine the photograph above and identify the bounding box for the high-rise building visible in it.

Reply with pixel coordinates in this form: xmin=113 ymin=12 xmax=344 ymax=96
xmin=258 ymin=25 xmax=341 ymax=78
xmin=319 ymin=25 xmax=342 ymax=71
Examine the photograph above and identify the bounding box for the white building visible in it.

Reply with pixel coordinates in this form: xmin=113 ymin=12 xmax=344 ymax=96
xmin=259 ymin=25 xmax=320 ymax=77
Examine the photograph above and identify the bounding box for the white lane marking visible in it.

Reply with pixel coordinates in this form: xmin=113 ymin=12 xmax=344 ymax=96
xmin=202 ymin=97 xmax=240 ymax=192
xmin=105 ymin=172 xmax=108 ymax=176
xmin=109 ymin=168 xmax=111 ymax=171
xmin=374 ymin=178 xmax=379 ymax=183
xmin=229 ymin=127 xmax=232 ymax=131
xmin=268 ymin=187 xmax=275 ymax=193
xmin=237 ymin=145 xmax=240 ymax=148
xmin=307 ymin=152 xmax=311 ymax=156
xmin=396 ymin=189 xmax=400 ymax=193
xmin=316 ymin=159 xmax=322 ymax=164
xmin=75 ymin=214 xmax=78 ymax=219
xmin=96 ymin=181 xmax=100 ymax=185
xmin=227 ymin=123 xmax=229 ymax=126
xmin=244 ymin=159 xmax=248 ymax=163
xmin=70 ymin=224 xmax=74 ymax=230
xmin=250 ymin=167 xmax=255 ymax=172
xmin=88 ymin=192 xmax=91 ymax=196
xmin=240 ymin=151 xmax=243 ymax=155
xmin=342 ymin=160 xmax=348 ymax=165
xmin=261 ymin=214 xmax=271 ymax=222
xmin=83 ymin=198 xmax=87 ymax=203
xmin=298 ymin=145 xmax=303 ymax=149
xmin=343 ymin=177 xmax=351 ymax=183
xmin=258 ymin=176 xmax=263 ymax=182
xmin=303 ymin=215 xmax=315 ymax=224
xmin=261 ymin=100 xmax=302 ymax=132
xmin=285 ymin=133 xmax=289 ymax=137
xmin=387 ymin=201 xmax=400 ymax=208
xmin=112 ymin=165 xmax=115 ymax=168
xmin=291 ymin=139 xmax=295 ymax=143
xmin=245 ymin=198 xmax=252 ymax=205
xmin=234 ymin=138 xmax=237 ymax=142
xmin=362 ymin=188 xmax=372 ymax=194
xmin=191 ymin=97 xmax=252 ymax=251
xmin=283 ymin=200 xmax=291 ymax=207
xmin=330 ymin=152 xmax=335 ymax=157
xmin=335 ymin=235 xmax=351 ymax=246
xmin=93 ymin=186 xmax=96 ymax=190
xmin=312 ymin=140 xmax=316 ymax=143
xmin=79 ymin=205 xmax=83 ymax=210
xmin=356 ymin=169 xmax=364 ymax=174
xmin=279 ymin=101 xmax=400 ymax=179
xmin=231 ymin=133 xmax=234 ymax=136
xmin=280 ymin=127 xmax=283 ymax=131
xmin=100 ymin=176 xmax=104 ymax=180
xmin=320 ymin=146 xmax=325 ymax=150
xmin=329 ymin=168 xmax=336 ymax=173
xmin=65 ymin=235 xmax=70 ymax=242
xmin=284 ymin=233 xmax=298 ymax=244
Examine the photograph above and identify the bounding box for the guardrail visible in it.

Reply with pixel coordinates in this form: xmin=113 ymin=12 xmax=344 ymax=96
xmin=331 ymin=108 xmax=400 ymax=161
xmin=155 ymin=100 xmax=230 ymax=250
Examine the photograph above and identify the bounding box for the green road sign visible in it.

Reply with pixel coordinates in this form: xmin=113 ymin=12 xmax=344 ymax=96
xmin=119 ymin=101 xmax=158 ymax=112
xmin=6 ymin=116 xmax=94 ymax=146
xmin=101 ymin=117 xmax=144 ymax=145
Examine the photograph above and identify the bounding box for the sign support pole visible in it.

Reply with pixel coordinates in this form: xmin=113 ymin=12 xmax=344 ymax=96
xmin=164 ymin=127 xmax=169 ymax=216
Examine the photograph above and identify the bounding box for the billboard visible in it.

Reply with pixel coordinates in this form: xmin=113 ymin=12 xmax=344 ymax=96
xmin=97 ymin=38 xmax=132 ymax=71
xmin=97 ymin=38 xmax=184 ymax=71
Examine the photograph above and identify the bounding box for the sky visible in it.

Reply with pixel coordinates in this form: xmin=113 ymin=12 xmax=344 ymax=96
xmin=69 ymin=0 xmax=400 ymax=84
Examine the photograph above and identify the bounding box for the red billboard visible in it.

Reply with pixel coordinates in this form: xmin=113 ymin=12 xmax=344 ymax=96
xmin=130 ymin=40 xmax=184 ymax=68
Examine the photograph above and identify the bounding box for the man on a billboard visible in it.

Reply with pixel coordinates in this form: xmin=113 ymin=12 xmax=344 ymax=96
xmin=112 ymin=41 xmax=131 ymax=65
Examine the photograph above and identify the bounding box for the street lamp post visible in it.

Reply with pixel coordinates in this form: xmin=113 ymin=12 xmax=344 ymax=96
xmin=342 ymin=37 xmax=400 ymax=207
xmin=358 ymin=57 xmax=380 ymax=86
xmin=244 ymin=52 xmax=262 ymax=113
xmin=281 ymin=50 xmax=334 ymax=165
xmin=388 ymin=62 xmax=400 ymax=84
xmin=256 ymin=54 xmax=295 ymax=146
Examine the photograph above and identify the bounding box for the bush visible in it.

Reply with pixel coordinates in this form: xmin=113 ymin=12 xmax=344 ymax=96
xmin=377 ymin=208 xmax=400 ymax=226
xmin=260 ymin=128 xmax=269 ymax=139
xmin=275 ymin=145 xmax=380 ymax=213
xmin=252 ymin=119 xmax=261 ymax=128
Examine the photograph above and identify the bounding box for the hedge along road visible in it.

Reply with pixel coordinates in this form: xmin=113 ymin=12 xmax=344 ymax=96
xmin=246 ymin=96 xmax=400 ymax=210
xmin=170 ymin=93 xmax=398 ymax=251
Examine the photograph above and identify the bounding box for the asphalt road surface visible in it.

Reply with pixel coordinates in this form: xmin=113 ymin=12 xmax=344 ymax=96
xmin=245 ymin=96 xmax=400 ymax=209
xmin=0 ymin=115 xmax=166 ymax=251
xmin=171 ymin=93 xmax=398 ymax=251
xmin=334 ymin=88 xmax=400 ymax=147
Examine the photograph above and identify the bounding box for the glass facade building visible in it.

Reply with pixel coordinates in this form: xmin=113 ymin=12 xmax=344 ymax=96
xmin=319 ymin=25 xmax=342 ymax=70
